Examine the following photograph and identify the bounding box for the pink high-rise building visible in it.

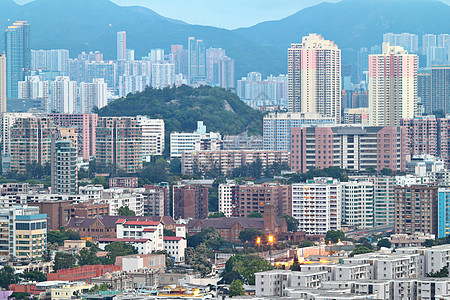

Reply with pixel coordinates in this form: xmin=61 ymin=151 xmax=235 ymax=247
xmin=288 ymin=34 xmax=341 ymax=123
xmin=369 ymin=43 xmax=418 ymax=126
xmin=290 ymin=125 xmax=407 ymax=173
xmin=48 ymin=113 xmax=98 ymax=161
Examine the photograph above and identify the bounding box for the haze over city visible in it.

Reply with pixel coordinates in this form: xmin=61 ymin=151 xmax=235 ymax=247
xmin=0 ymin=0 xmax=449 ymax=299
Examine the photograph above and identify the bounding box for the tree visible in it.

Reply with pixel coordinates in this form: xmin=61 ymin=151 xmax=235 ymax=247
xmin=220 ymin=255 xmax=272 ymax=285
xmin=349 ymin=246 xmax=374 ymax=257
xmin=281 ymin=215 xmax=299 ymax=232
xmin=299 ymin=240 xmax=315 ymax=248
xmin=187 ymin=227 xmax=227 ymax=250
xmin=247 ymin=212 xmax=263 ymax=218
xmin=325 ymin=230 xmax=345 ymax=244
xmin=208 ymin=212 xmax=225 ymax=218
xmin=163 ymin=229 xmax=175 ymax=236
xmin=239 ymin=229 xmax=262 ymax=244
xmin=91 ymin=176 xmax=109 ymax=188
xmin=185 ymin=244 xmax=213 ymax=277
xmin=8 ymin=292 xmax=31 ymax=300
xmin=53 ymin=252 xmax=76 ymax=271
xmin=229 ymin=279 xmax=245 ymax=297
xmin=104 ymin=241 xmax=137 ymax=263
xmin=118 ymin=206 xmax=136 ymax=216
xmin=47 ymin=228 xmax=80 ymax=245
xmin=0 ymin=266 xmax=19 ymax=289
xmin=366 ymin=167 xmax=376 ymax=174
xmin=77 ymin=248 xmax=101 ymax=266
xmin=169 ymin=158 xmax=181 ymax=175
xmin=427 ymin=266 xmax=448 ymax=277
xmin=380 ymin=168 xmax=393 ymax=176
xmin=424 ymin=239 xmax=437 ymax=247
xmin=20 ymin=270 xmax=46 ymax=282
xmin=377 ymin=238 xmax=392 ymax=249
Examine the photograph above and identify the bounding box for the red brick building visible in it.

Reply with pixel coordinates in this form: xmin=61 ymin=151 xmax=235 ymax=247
xmin=186 ymin=204 xmax=288 ymax=243
xmin=233 ymin=183 xmax=291 ymax=217
xmin=47 ymin=265 xmax=121 ymax=282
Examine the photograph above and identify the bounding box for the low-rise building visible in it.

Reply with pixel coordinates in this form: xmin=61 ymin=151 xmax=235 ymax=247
xmin=47 ymin=265 xmax=121 ymax=282
xmin=164 ymin=236 xmax=187 ymax=263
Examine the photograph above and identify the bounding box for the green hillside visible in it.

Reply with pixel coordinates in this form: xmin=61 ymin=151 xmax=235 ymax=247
xmin=99 ymin=85 xmax=263 ymax=136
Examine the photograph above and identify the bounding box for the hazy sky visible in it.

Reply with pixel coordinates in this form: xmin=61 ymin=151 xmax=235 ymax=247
xmin=14 ymin=0 xmax=450 ymax=29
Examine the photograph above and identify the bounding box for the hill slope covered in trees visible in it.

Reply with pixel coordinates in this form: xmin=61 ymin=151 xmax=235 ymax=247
xmin=99 ymin=85 xmax=263 ymax=136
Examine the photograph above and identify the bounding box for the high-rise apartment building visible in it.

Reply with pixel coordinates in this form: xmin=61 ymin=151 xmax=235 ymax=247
xmin=394 ymin=185 xmax=438 ymax=235
xmin=237 ymin=73 xmax=288 ymax=108
xmin=292 ymin=178 xmax=341 ymax=236
xmin=288 ymin=34 xmax=341 ymax=123
xmin=431 ymin=66 xmax=450 ymax=114
xmin=88 ymin=62 xmax=116 ymax=88
xmin=188 ymin=37 xmax=206 ymax=85
xmin=372 ymin=177 xmax=396 ymax=227
xmin=48 ymin=113 xmax=98 ymax=161
xmin=0 ymin=206 xmax=47 ymax=259
xmin=290 ymin=126 xmax=407 ymax=173
xmin=422 ymin=34 xmax=437 ymax=55
xmin=401 ymin=115 xmax=438 ymax=157
xmin=151 ymin=62 xmax=175 ymax=88
xmin=136 ymin=116 xmax=165 ymax=159
xmin=369 ymin=43 xmax=418 ymax=126
xmin=118 ymin=75 xmax=150 ymax=97
xmin=341 ymin=180 xmax=374 ymax=229
xmin=51 ymin=76 xmax=77 ymax=113
xmin=418 ymin=69 xmax=432 ymax=114
xmin=0 ymin=53 xmax=6 ymax=113
xmin=96 ymin=117 xmax=142 ymax=173
xmin=438 ymin=188 xmax=450 ymax=239
xmin=206 ymin=47 xmax=225 ymax=85
xmin=31 ymin=49 xmax=69 ymax=73
xmin=170 ymin=45 xmax=188 ymax=78
xmin=173 ymin=185 xmax=208 ymax=220
xmin=356 ymin=47 xmax=369 ymax=83
xmin=51 ymin=138 xmax=77 ymax=194
xmin=263 ymin=112 xmax=335 ymax=151
xmin=117 ymin=31 xmax=126 ymax=61
xmin=10 ymin=116 xmax=58 ymax=172
xmin=80 ymin=78 xmax=108 ymax=113
xmin=18 ymin=76 xmax=50 ymax=112
xmin=5 ymin=21 xmax=31 ymax=99
xmin=383 ymin=33 xmax=419 ymax=53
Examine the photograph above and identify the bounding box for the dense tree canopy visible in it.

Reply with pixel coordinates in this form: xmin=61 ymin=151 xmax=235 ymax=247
xmin=220 ymin=255 xmax=272 ymax=285
xmin=99 ymin=85 xmax=263 ymax=137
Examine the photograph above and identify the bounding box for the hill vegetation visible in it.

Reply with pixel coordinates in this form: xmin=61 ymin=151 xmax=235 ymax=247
xmin=99 ymin=85 xmax=263 ymax=136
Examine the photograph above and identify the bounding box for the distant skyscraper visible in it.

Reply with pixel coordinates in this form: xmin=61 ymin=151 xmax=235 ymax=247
xmin=220 ymin=56 xmax=235 ymax=89
xmin=206 ymin=48 xmax=226 ymax=85
xmin=369 ymin=43 xmax=417 ymax=126
xmin=431 ymin=66 xmax=450 ymax=114
xmin=51 ymin=76 xmax=77 ymax=113
xmin=0 ymin=53 xmax=6 ymax=112
xmin=288 ymin=34 xmax=341 ymax=123
xmin=356 ymin=47 xmax=369 ymax=83
xmin=18 ymin=76 xmax=50 ymax=112
xmin=383 ymin=33 xmax=418 ymax=53
xmin=188 ymin=37 xmax=206 ymax=85
xmin=149 ymin=49 xmax=165 ymax=62
xmin=80 ymin=78 xmax=107 ymax=113
xmin=151 ymin=62 xmax=175 ymax=88
xmin=126 ymin=49 xmax=135 ymax=61
xmin=117 ymin=31 xmax=126 ymax=61
xmin=422 ymin=34 xmax=437 ymax=55
xmin=5 ymin=21 xmax=31 ymax=99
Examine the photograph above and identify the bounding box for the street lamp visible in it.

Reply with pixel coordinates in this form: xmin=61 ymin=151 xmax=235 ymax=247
xmin=268 ymin=235 xmax=274 ymax=264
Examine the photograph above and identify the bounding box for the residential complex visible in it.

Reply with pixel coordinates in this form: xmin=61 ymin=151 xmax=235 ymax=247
xmin=96 ymin=117 xmax=143 ymax=173
xmin=368 ymin=43 xmax=418 ymax=126
xmin=288 ymin=34 xmax=341 ymax=123
xmin=290 ymin=125 xmax=407 ymax=173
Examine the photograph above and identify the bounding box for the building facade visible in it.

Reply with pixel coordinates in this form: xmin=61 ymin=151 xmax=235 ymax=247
xmin=369 ymin=43 xmax=418 ymax=126
xmin=173 ymin=185 xmax=208 ymax=220
xmin=96 ymin=117 xmax=142 ymax=173
xmin=288 ymin=34 xmax=341 ymax=123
